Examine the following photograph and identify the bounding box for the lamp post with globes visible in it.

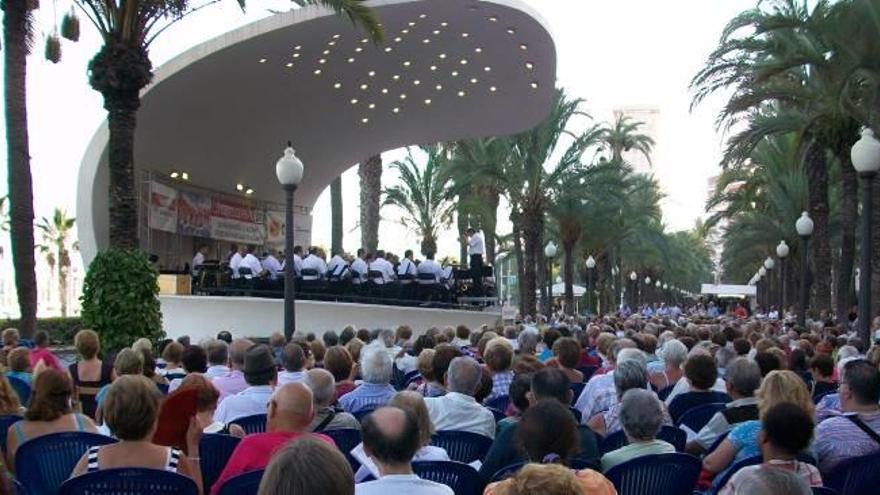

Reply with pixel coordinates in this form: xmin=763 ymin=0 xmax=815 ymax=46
xmin=275 ymin=142 xmax=304 ymax=341
xmin=644 ymin=276 xmax=652 ymax=306
xmin=663 ymin=283 xmax=669 ymax=305
xmin=630 ymin=271 xmax=638 ymax=308
xmin=796 ymin=212 xmax=814 ymax=327
xmin=764 ymin=257 xmax=775 ymax=310
xmin=777 ymin=241 xmax=789 ymax=313
xmin=655 ymin=280 xmax=662 ymax=305
xmin=758 ymin=267 xmax=767 ymax=309
xmin=852 ymin=128 xmax=880 ymax=343
xmin=544 ymin=241 xmax=557 ymax=318
xmin=586 ymin=255 xmax=596 ymax=315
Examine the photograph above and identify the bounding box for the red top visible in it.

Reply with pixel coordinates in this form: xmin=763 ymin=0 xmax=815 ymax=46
xmin=30 ymin=347 xmax=63 ymax=371
xmin=734 ymin=306 xmax=748 ymax=318
xmin=211 ymin=431 xmax=336 ymax=494
xmin=335 ymin=381 xmax=357 ymax=401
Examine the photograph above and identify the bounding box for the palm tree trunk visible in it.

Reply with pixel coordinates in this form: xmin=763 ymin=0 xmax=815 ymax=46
xmin=104 ymin=98 xmax=141 ymax=248
xmin=358 ymin=154 xmax=381 ymax=253
xmin=521 ymin=208 xmax=542 ymax=318
xmin=563 ymin=240 xmax=575 ymax=314
xmin=59 ymin=258 xmax=68 ymax=317
xmin=331 ymin=176 xmax=343 ymax=255
xmin=836 ymin=144 xmax=858 ymax=322
xmin=457 ymin=200 xmax=470 ymax=267
xmin=872 ymin=173 xmax=880 ymax=320
xmin=3 ymin=0 xmax=37 ymax=337
xmin=806 ymin=139 xmax=832 ymax=313
xmin=476 ymin=187 xmax=499 ymax=262
xmin=512 ymin=218 xmax=525 ymax=311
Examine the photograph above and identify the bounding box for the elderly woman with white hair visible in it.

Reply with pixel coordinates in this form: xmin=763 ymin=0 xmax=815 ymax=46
xmin=600 ymin=389 xmax=676 ymax=471
xmin=337 ymin=343 xmax=396 ymax=415
xmin=648 ymin=339 xmax=687 ymax=393
xmin=587 ymin=359 xmax=672 ymax=437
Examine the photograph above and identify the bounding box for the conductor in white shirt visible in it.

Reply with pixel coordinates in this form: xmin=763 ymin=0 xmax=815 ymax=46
xmin=301 ymin=247 xmax=328 ymax=280
xmin=463 ymin=228 xmax=485 ymax=296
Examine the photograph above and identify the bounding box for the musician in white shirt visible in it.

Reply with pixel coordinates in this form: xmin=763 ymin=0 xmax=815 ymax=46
xmin=369 ymin=250 xmax=396 ymax=284
xmin=239 ymin=246 xmax=265 ymax=278
xmin=191 ymin=245 xmax=208 ymax=276
xmin=229 ymin=245 xmax=245 ymax=278
xmin=397 ymin=250 xmax=417 ymax=283
xmin=463 ymin=228 xmax=485 ymax=296
xmin=350 ymin=248 xmax=369 ymax=284
xmin=301 ymin=247 xmax=328 ymax=280
xmin=327 ymin=251 xmax=349 ymax=279
xmin=417 ymin=253 xmax=443 ymax=283
xmin=281 ymin=245 xmax=304 ymax=277
xmin=261 ymin=249 xmax=283 ymax=279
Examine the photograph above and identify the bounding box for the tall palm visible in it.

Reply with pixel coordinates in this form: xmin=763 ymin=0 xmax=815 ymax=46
xmin=330 ymin=176 xmax=343 ymax=254
xmin=2 ymin=0 xmax=38 ymax=337
xmin=383 ymin=146 xmax=456 ymax=256
xmin=601 ymin=114 xmax=655 ymax=165
xmin=359 ymin=153 xmax=382 ymax=252
xmin=36 ymin=209 xmax=76 ymax=317
xmin=74 ymin=0 xmax=382 ymax=248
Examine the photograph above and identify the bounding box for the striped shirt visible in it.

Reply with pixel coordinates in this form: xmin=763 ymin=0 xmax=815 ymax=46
xmin=338 ymin=382 xmax=396 ymax=414
xmin=815 ymin=411 xmax=880 ymax=473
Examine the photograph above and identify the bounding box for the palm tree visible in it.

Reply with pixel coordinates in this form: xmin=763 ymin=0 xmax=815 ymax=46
xmin=330 ymin=176 xmax=343 ymax=254
xmin=73 ymin=0 xmax=382 ymax=248
xmin=383 ymin=146 xmax=456 ymax=256
xmin=601 ymin=114 xmax=655 ymax=165
xmin=359 ymin=153 xmax=382 ymax=252
xmin=36 ymin=209 xmax=76 ymax=317
xmin=2 ymin=0 xmax=38 ymax=337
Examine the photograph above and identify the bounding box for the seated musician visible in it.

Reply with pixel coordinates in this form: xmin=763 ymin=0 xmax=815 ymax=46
xmin=327 ymin=250 xmax=349 ymax=280
xmin=417 ymin=253 xmax=442 ymax=283
xmin=301 ymin=247 xmax=328 ymax=280
xmin=350 ymin=249 xmax=369 ymax=284
xmin=369 ymin=250 xmax=396 ymax=284
xmin=397 ymin=250 xmax=417 ymax=284
xmin=239 ymin=245 xmax=266 ymax=278
xmin=261 ymin=249 xmax=283 ymax=280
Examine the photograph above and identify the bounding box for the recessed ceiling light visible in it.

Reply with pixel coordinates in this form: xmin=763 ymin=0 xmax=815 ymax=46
xmin=334 ymin=82 xmax=342 ymax=89
xmin=236 ymin=184 xmax=244 ymax=191
xmin=348 ymin=57 xmax=356 ymax=63
xmin=439 ymin=53 xmax=447 ymax=59
xmin=413 ymin=80 xmax=421 ymax=85
xmin=355 ymin=47 xmax=364 ymax=53
xmin=318 ymin=58 xmax=326 ymax=64
xmin=245 ymin=188 xmax=254 ymax=195
xmin=294 ymin=45 xmax=302 ymax=51
xmin=400 ymin=93 xmax=407 ymax=99
xmin=506 ymin=28 xmax=516 ymax=35
xmin=361 ymin=117 xmax=369 ymax=124
xmin=368 ymin=103 xmax=376 ymax=109
xmin=361 ymin=38 xmax=369 ymax=43
xmin=525 ymin=62 xmax=534 ymax=70
xmin=488 ymin=16 xmax=498 ymax=22
xmin=285 ymin=62 xmax=294 ymax=68
xmin=328 ymin=41 xmax=336 ymax=46
xmin=530 ymin=81 xmax=539 ymax=89
xmin=408 ymin=21 xmax=416 ymax=27
xmin=368 ymin=70 xmax=376 ymax=77
xmin=451 ymin=70 xmax=459 ymax=76
xmin=460 ymin=59 xmax=468 ymax=65
xmin=458 ymin=90 xmax=466 ymax=97
xmin=181 ymin=172 xmax=189 ymax=181
xmin=323 ymin=49 xmax=331 ymax=55
xmin=332 ymin=34 xmax=341 ymax=39
xmin=293 ymin=53 xmax=301 ymax=58
xmin=403 ymin=61 xmax=411 ymax=67
xmin=435 ymin=84 xmax=443 ymax=90
xmin=475 ymin=47 xmax=483 ymax=53
xmin=393 ymin=74 xmax=401 ymax=80
xmin=350 ymin=98 xmax=359 ymax=104
xmin=401 ymin=29 xmax=410 ymax=34
xmin=394 ymin=37 xmax=402 ymax=42
xmin=484 ymin=66 xmax=491 ymax=72
xmin=384 ymin=47 xmax=393 ymax=53
xmin=432 ymin=29 xmax=440 ymax=35
xmin=314 ymin=69 xmax=322 ymax=75
xmin=170 ymin=172 xmax=180 ymax=179
xmin=393 ymin=107 xmax=400 ymax=113
xmin=461 ymin=32 xmax=470 ymax=38
xmin=422 ymin=39 xmax=431 ymax=44
xmin=258 ymin=58 xmax=267 ymax=63
xmin=381 ymin=88 xmax=389 ymax=94
xmin=419 ymin=13 xmax=427 ymax=19
xmin=520 ymin=44 xmax=528 ymax=50
xmin=490 ymin=86 xmax=498 ymax=92
xmin=360 ymin=83 xmax=369 ymax=90
xmin=424 ymin=99 xmax=432 ymax=105
xmin=470 ymin=77 xmax=478 ymax=84
xmin=440 ymin=22 xmax=448 ymax=27
xmin=430 ymin=65 xmax=437 ymax=71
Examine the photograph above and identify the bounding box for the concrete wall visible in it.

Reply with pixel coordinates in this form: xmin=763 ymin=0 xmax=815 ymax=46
xmin=159 ymin=295 xmax=501 ymax=342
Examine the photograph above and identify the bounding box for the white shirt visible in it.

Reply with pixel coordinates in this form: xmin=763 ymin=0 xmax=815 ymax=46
xmin=417 ymin=259 xmax=443 ymax=283
xmin=229 ymin=252 xmax=244 ymax=278
xmin=395 ymin=354 xmax=419 ymax=375
xmin=328 ymin=255 xmax=348 ymax=278
xmin=191 ymin=252 xmax=205 ymax=276
xmin=355 ymin=474 xmax=453 ymax=495
xmin=205 ymin=365 xmax=231 ymax=379
xmin=277 ymin=370 xmax=306 ymax=385
xmin=397 ymin=258 xmax=417 ymax=280
xmin=370 ymin=258 xmax=396 ymax=284
xmin=239 ymin=253 xmax=263 ymax=278
xmin=213 ymin=385 xmax=273 ymax=423
xmin=351 ymin=257 xmax=368 ymax=283
xmin=261 ymin=255 xmax=282 ymax=279
xmin=424 ymin=392 xmax=496 ymax=439
xmin=301 ymin=254 xmax=328 ymax=278
xmin=352 ymin=444 xmax=449 ymax=482
xmin=282 ymin=254 xmax=303 ymax=276
xmin=467 ymin=232 xmax=485 ymax=256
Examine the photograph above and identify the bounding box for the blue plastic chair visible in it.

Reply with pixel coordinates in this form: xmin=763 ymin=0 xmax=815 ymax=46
xmin=812 ymin=487 xmax=840 ymax=495
xmin=7 ymin=375 xmax=31 ymax=407
xmin=323 ymin=428 xmax=362 ymax=470
xmin=487 ymin=407 xmax=506 ymax=423
xmin=605 ymin=453 xmax=701 ymax=495
xmin=490 ymin=461 xmax=526 ymax=482
xmin=157 ymin=383 xmax=170 ymax=395
xmin=430 ymin=431 xmax=493 ymax=463
xmin=0 ymin=414 xmax=22 ymax=455
xmin=412 ymin=461 xmax=484 ymax=495
xmin=217 ymin=469 xmax=264 ymax=495
xmin=824 ymin=450 xmax=880 ymax=495
xmin=231 ymin=413 xmax=267 ymax=434
xmin=58 ymin=467 xmax=198 ymax=494
xmin=16 ymin=431 xmax=117 ymax=495
xmin=577 ymin=365 xmax=599 ymax=381
xmin=352 ymin=405 xmax=379 ymax=422
xmin=403 ymin=370 xmax=421 ymax=387
xmin=200 ymin=433 xmax=242 ymax=493
xmin=570 ymin=382 xmax=586 ymax=406
xmin=657 ymin=384 xmax=676 ymax=401
xmin=710 ymin=455 xmax=763 ymax=494
xmin=484 ymin=395 xmax=510 ymax=412
xmin=599 ymin=426 xmax=687 ymax=455
xmin=668 ymin=392 xmax=730 ymax=424
xmin=675 ymin=402 xmax=726 ymax=432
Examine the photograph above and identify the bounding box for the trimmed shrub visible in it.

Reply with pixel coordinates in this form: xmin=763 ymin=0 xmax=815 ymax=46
xmin=0 ymin=317 xmax=82 ymax=344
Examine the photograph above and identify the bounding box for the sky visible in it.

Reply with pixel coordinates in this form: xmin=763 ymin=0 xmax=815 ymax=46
xmin=0 ymin=0 xmax=756 ymax=264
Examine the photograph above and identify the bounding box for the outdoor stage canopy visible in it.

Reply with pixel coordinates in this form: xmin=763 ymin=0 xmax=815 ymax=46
xmin=76 ymin=0 xmax=557 ymax=264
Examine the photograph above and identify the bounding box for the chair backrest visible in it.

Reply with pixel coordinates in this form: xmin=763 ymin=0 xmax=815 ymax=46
xmin=705 ymin=430 xmax=730 ymax=456
xmin=813 ymin=390 xmax=837 ymax=405
xmin=58 ymin=467 xmax=198 ymax=495
xmin=352 ymin=405 xmax=379 ymax=421
xmin=657 ymin=384 xmax=676 ymax=401
xmin=412 ymin=461 xmax=485 ymax=495
xmin=487 ymin=407 xmax=506 ymax=423
xmin=300 ymin=268 xmax=319 ymax=277
xmin=675 ymin=402 xmax=726 ymax=432
xmin=484 ymin=395 xmax=510 ymax=412
xmin=231 ymin=413 xmax=267 ymax=434
xmin=710 ymin=455 xmax=762 ymax=494
xmin=430 ymin=430 xmax=493 ymax=463
xmin=599 ymin=426 xmax=687 ymax=455
xmin=812 ymin=487 xmax=840 ymax=495
xmin=403 ymin=370 xmax=421 ymax=387
xmin=0 ymin=414 xmax=22 ymax=455
xmin=605 ymin=452 xmax=702 ymax=495
xmin=669 ymin=391 xmax=730 ymax=423
xmin=157 ymin=382 xmax=170 ymax=395
xmin=490 ymin=461 xmax=526 ymax=483
xmin=570 ymin=383 xmax=586 ymax=406
xmin=7 ymin=375 xmax=31 ymax=407
xmin=824 ymin=450 xmax=880 ymax=495
xmin=577 ymin=365 xmax=599 ymax=382
xmin=217 ymin=469 xmax=264 ymax=495
xmin=200 ymin=433 xmax=242 ymax=493
xmin=16 ymin=431 xmax=118 ymax=495
xmin=323 ymin=428 xmax=362 ymax=470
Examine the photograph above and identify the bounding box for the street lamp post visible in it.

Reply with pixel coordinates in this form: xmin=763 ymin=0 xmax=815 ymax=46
xmin=852 ymin=128 xmax=880 ymax=343
xmin=764 ymin=257 xmax=775 ymax=310
xmin=275 ymin=142 xmax=304 ymax=341
xmin=630 ymin=271 xmax=638 ymax=307
xmin=655 ymin=280 xmax=662 ymax=305
xmin=759 ymin=267 xmax=767 ymax=310
xmin=663 ymin=283 xmax=668 ymax=305
xmin=777 ymin=241 xmax=789 ymax=313
xmin=644 ymin=276 xmax=652 ymax=306
xmin=544 ymin=241 xmax=557 ymax=318
xmin=796 ymin=211 xmax=814 ymax=327
xmin=586 ymin=255 xmax=596 ymax=315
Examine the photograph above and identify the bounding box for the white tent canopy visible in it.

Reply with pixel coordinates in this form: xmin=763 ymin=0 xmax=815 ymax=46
xmin=536 ymin=283 xmax=587 ymax=297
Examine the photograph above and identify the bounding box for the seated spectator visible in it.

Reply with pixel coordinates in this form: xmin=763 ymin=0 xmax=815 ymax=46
xmin=483 ymin=339 xmax=515 ymax=404
xmin=703 ymin=370 xmax=814 ymax=477
xmin=325 ymin=345 xmax=357 ymax=400
xmin=664 ymin=348 xmax=729 ymax=405
xmin=257 ymin=436 xmax=354 ymax=495
xmin=668 ymin=353 xmax=730 ymax=423
xmin=725 ymin=467 xmax=810 ymax=495
xmin=5 ymin=346 xmax=32 ymax=385
xmin=396 ymin=335 xmax=433 ymax=375
xmin=719 ymin=402 xmax=821 ymax=495
xmin=160 ymin=341 xmax=187 ymax=381
xmin=214 ymin=344 xmax=277 ymax=423
xmin=481 ymin=368 xmax=600 ymax=479
xmin=217 ymin=331 xmax=233 ymax=344
xmin=354 ymin=406 xmax=453 ymax=495
xmin=815 ymin=359 xmax=880 ymax=473
xmin=176 ymin=374 xmax=245 ymax=437
xmin=424 ymin=356 xmax=496 ymax=438
xmin=29 ymin=330 xmax=63 ymax=371
xmin=0 ymin=327 xmax=19 ymax=366
xmin=212 ymin=338 xmax=254 ymax=401
xmin=95 ymin=348 xmax=144 ymax=416
xmin=648 ymin=339 xmax=687 ymax=392
xmin=311 ymin=340 xmax=326 ymax=368
xmin=212 ymin=382 xmax=334 ymax=494
xmin=601 ymin=389 xmax=676 ymax=472
xmin=68 ymin=330 xmax=114 ymax=419
xmin=303 ymin=368 xmax=360 ymax=432
xmin=279 ymin=342 xmax=308 ymax=385
xmin=7 ymin=368 xmax=99 ymax=468
xmin=552 ymin=337 xmax=585 ymax=384
xmin=809 ymin=353 xmax=837 ymax=400
xmin=418 ymin=344 xmax=462 ymax=398
xmin=588 ymin=359 xmax=671 ymax=437
xmin=70 ymin=375 xmax=202 ymax=491
xmin=339 ymin=344 xmax=396 ymax=415
xmin=497 ymin=373 xmax=532 ymax=432
xmin=269 ymin=331 xmax=286 ymax=366
xmin=688 ymin=358 xmax=761 ymax=454
xmin=574 ymin=345 xmax=643 ymax=420
xmin=136 ymin=347 xmax=168 ymax=386
xmin=353 ymin=391 xmax=449 ymax=482
xmin=754 ymin=351 xmax=783 ymax=377
xmin=474 ymin=365 xmax=495 ymax=404
xmin=539 ymin=328 xmax=561 ymax=362
xmin=517 ymin=330 xmax=540 ymax=357
xmin=485 ymin=462 xmax=616 ymax=495
xmin=204 ymin=339 xmax=231 ymax=379
xmin=0 ymin=374 xmax=22 ymax=415
xmin=169 ymin=345 xmax=208 ymax=392
xmin=788 ymin=349 xmax=812 ymax=390
xmin=451 ymin=325 xmax=470 ymax=349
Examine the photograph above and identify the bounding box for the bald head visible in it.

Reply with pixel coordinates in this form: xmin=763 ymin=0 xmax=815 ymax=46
xmin=268 ymin=382 xmax=314 ymax=431
xmin=361 ymin=406 xmax=420 ymax=467
xmin=303 ymin=368 xmax=336 ymax=407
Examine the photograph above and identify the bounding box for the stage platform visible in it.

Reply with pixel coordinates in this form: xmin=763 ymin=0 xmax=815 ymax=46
xmin=159 ymin=295 xmax=502 ymax=342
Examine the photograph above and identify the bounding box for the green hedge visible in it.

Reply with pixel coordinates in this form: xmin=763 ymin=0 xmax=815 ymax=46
xmin=0 ymin=317 xmax=83 ymax=345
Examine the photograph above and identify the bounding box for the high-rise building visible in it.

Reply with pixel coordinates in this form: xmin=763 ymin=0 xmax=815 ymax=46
xmin=612 ymin=106 xmax=661 ymax=175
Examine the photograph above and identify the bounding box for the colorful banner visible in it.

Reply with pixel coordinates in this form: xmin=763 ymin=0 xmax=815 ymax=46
xmin=148 ymin=182 xmax=178 ymax=234
xmin=210 ymin=216 xmax=265 ymax=244
xmin=212 ymin=199 xmax=258 ymax=223
xmin=177 ymin=191 xmax=212 ymax=238
xmin=266 ymin=210 xmax=285 ymax=244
